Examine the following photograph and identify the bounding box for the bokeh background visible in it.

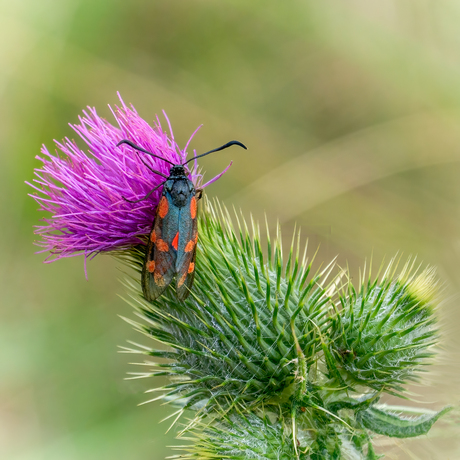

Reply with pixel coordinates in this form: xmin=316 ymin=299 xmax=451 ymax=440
xmin=2 ymin=0 xmax=460 ymax=458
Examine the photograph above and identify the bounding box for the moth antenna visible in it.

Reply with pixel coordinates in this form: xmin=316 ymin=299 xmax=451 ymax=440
xmin=122 ymin=181 xmax=166 ymax=203
xmin=183 ymin=140 xmax=247 ymax=165
xmin=136 ymin=154 xmax=169 ymax=179
xmin=117 ymin=139 xmax=175 ymax=166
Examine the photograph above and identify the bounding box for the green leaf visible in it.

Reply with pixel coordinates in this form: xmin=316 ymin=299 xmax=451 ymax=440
xmin=366 ymin=441 xmax=383 ymax=460
xmin=327 ymin=393 xmax=378 ymax=413
xmin=358 ymin=405 xmax=452 ymax=438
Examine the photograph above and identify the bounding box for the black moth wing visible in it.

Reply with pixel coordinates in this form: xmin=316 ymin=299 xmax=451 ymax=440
xmin=176 ymin=241 xmax=197 ymax=301
xmin=141 ymin=193 xmax=178 ymax=301
xmin=175 ymin=192 xmax=199 ymax=301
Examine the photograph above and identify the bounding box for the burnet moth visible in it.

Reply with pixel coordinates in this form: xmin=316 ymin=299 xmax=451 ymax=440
xmin=117 ymin=139 xmax=247 ymax=301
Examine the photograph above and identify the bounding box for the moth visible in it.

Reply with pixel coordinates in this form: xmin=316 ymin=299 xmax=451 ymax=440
xmin=117 ymin=139 xmax=246 ymax=301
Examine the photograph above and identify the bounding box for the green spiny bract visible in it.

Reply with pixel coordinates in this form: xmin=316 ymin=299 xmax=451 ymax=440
xmin=174 ymin=410 xmax=383 ymax=460
xmin=328 ymin=260 xmax=438 ymax=393
xmin=174 ymin=413 xmax=297 ymax=460
xmin=118 ymin=200 xmax=335 ymax=414
xmin=116 ymin=200 xmax=448 ymax=459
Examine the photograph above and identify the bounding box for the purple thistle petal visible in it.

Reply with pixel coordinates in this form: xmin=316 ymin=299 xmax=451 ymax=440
xmin=184 ymin=125 xmax=203 ymax=157
xmin=28 ymin=94 xmax=227 ymax=264
xmin=200 ymin=161 xmax=233 ymax=189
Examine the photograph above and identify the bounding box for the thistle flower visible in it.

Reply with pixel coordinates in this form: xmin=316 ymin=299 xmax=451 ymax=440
xmin=29 ymin=97 xmax=453 ymax=458
xmin=28 ymin=94 xmax=230 ymax=264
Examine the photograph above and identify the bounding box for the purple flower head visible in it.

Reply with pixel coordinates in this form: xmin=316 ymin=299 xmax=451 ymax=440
xmin=28 ymin=94 xmax=232 ymax=265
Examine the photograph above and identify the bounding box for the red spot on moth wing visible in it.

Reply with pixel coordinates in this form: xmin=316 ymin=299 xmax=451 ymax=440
xmin=177 ymin=271 xmax=188 ymax=287
xmin=188 ymin=262 xmax=195 ymax=274
xmin=184 ymin=239 xmax=195 ymax=253
xmin=154 ymin=271 xmax=166 ymax=286
xmin=150 ymin=230 xmax=157 ymax=243
xmin=194 ymin=233 xmax=198 ymax=244
xmin=156 ymin=239 xmax=169 ymax=252
xmin=172 ymin=232 xmax=179 ymax=250
xmin=158 ymin=196 xmax=169 ymax=218
xmin=190 ymin=196 xmax=197 ymax=219
xmin=147 ymin=260 xmax=155 ymax=273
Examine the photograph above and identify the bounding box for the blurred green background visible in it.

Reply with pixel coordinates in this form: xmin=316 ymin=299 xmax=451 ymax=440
xmin=2 ymin=0 xmax=460 ymax=458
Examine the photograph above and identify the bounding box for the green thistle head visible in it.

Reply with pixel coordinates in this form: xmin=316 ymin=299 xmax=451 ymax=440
xmin=119 ymin=199 xmax=336 ymax=414
xmin=175 ymin=413 xmax=297 ymax=460
xmin=116 ymin=199 xmax=449 ymax=459
xmin=328 ymin=259 xmax=438 ymax=392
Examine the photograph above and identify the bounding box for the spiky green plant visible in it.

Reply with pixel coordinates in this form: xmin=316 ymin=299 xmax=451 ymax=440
xmin=328 ymin=261 xmax=439 ymax=394
xmin=117 ymin=199 xmax=451 ymax=459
